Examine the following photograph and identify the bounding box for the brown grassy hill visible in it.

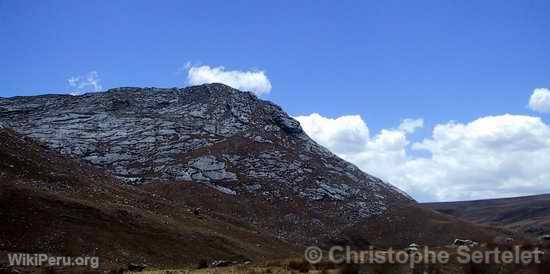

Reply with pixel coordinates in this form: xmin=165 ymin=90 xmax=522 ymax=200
xmin=0 ymin=127 xmax=513 ymax=272
xmin=0 ymin=84 xmax=522 ymax=271
xmin=0 ymin=84 xmax=417 ymax=245
xmin=0 ymin=128 xmax=298 ymax=270
xmin=142 ymin=180 xmax=516 ymax=250
xmin=423 ymin=194 xmax=550 ymax=236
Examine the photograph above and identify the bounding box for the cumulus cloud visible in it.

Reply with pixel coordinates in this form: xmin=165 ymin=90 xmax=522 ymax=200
xmin=67 ymin=71 xmax=102 ymax=95
xmin=529 ymin=88 xmax=550 ymax=113
xmin=297 ymin=113 xmax=550 ymax=202
xmin=295 ymin=113 xmax=370 ymax=155
xmin=186 ymin=64 xmax=272 ymax=96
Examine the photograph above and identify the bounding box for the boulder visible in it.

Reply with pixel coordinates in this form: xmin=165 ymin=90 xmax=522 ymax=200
xmin=210 ymin=260 xmax=236 ymax=268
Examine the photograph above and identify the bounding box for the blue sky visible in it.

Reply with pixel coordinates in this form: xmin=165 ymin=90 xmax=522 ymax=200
xmin=2 ymin=1 xmax=550 ymax=201
xmin=1 ymin=1 xmax=549 ymax=130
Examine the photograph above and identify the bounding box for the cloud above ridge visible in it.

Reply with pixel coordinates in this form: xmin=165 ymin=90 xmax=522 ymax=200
xmin=186 ymin=64 xmax=272 ymax=96
xmin=296 ymin=113 xmax=550 ymax=202
xmin=67 ymin=71 xmax=102 ymax=95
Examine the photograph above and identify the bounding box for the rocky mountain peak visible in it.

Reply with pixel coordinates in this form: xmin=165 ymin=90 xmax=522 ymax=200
xmin=0 ymin=84 xmax=413 ymax=243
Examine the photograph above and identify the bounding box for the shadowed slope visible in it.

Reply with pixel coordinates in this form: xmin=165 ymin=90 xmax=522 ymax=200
xmin=0 ymin=128 xmax=298 ymax=269
xmin=424 ymin=194 xmax=550 ymax=236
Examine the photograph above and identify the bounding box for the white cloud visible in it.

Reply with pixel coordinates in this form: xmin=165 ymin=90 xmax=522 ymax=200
xmin=297 ymin=113 xmax=550 ymax=202
xmin=67 ymin=71 xmax=102 ymax=95
xmin=529 ymin=88 xmax=550 ymax=113
xmin=295 ymin=113 xmax=370 ymax=155
xmin=398 ymin=118 xmax=424 ymax=133
xmin=186 ymin=64 xmax=272 ymax=96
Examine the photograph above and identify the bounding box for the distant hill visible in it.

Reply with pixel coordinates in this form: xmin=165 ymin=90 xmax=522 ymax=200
xmin=423 ymin=194 xmax=550 ymax=236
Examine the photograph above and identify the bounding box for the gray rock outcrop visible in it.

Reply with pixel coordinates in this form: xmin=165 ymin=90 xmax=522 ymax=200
xmin=0 ymin=83 xmax=414 ymax=242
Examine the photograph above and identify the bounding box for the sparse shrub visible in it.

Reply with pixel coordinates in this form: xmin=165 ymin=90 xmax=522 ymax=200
xmin=196 ymin=259 xmax=208 ymax=269
xmin=287 ymin=259 xmax=311 ymax=272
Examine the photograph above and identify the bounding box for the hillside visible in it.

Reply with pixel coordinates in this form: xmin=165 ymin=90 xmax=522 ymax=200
xmin=0 ymin=84 xmax=417 ymax=244
xmin=0 ymin=84 xmax=514 ymax=268
xmin=423 ymin=194 xmax=550 ymax=236
xmin=0 ymin=128 xmax=298 ymax=269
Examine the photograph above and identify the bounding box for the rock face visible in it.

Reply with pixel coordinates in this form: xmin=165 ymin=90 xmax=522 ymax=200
xmin=0 ymin=83 xmax=414 ymax=243
xmin=0 ymin=128 xmax=299 ymax=267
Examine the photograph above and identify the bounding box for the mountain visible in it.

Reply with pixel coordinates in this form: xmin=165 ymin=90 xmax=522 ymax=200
xmin=423 ymin=194 xmax=550 ymax=236
xmin=0 ymin=84 xmax=509 ymax=262
xmin=0 ymin=127 xmax=298 ymax=269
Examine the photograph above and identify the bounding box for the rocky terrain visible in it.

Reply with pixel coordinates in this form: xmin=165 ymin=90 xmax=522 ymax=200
xmin=0 ymin=127 xmax=300 ymax=270
xmin=0 ymin=84 xmax=512 ymax=270
xmin=0 ymin=84 xmax=418 ymax=244
xmin=424 ymin=194 xmax=550 ymax=237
